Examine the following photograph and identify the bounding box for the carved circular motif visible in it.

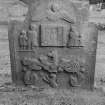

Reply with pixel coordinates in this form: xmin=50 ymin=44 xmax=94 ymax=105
xmin=62 ymin=60 xmax=80 ymax=73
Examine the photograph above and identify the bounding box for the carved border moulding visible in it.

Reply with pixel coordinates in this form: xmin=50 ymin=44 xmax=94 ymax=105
xmin=8 ymin=0 xmax=98 ymax=90
xmin=16 ymin=50 xmax=33 ymax=52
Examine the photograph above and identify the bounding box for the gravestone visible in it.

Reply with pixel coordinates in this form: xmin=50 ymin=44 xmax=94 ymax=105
xmin=8 ymin=0 xmax=98 ymax=90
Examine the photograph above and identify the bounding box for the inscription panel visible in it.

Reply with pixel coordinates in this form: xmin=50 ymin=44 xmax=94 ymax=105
xmin=41 ymin=24 xmax=68 ymax=46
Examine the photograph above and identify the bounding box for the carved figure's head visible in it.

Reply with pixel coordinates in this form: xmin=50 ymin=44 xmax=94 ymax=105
xmin=49 ymin=1 xmax=62 ymax=13
xmin=47 ymin=51 xmax=55 ymax=58
xmin=29 ymin=23 xmax=37 ymax=31
xmin=20 ymin=30 xmax=27 ymax=36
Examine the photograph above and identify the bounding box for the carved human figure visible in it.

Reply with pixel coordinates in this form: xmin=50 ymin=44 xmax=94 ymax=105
xmin=21 ymin=53 xmax=58 ymax=87
xmin=67 ymin=28 xmax=75 ymax=47
xmin=46 ymin=51 xmax=58 ymax=88
xmin=39 ymin=51 xmax=58 ymax=88
xmin=67 ymin=27 xmax=81 ymax=47
xmin=18 ymin=30 xmax=28 ymax=50
xmin=47 ymin=1 xmax=75 ymax=24
xmin=21 ymin=57 xmax=41 ymax=85
xmin=28 ymin=24 xmax=38 ymax=48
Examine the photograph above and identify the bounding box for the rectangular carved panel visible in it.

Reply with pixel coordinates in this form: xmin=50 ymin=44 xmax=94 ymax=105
xmin=41 ymin=24 xmax=68 ymax=46
xmin=8 ymin=21 xmax=98 ymax=90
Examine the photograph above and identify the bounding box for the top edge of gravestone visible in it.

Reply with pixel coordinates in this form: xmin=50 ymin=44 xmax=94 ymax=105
xmin=20 ymin=0 xmax=46 ymax=5
xmin=20 ymin=0 xmax=87 ymax=5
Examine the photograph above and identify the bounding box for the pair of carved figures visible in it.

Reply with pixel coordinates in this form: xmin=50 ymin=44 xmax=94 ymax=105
xmin=18 ymin=24 xmax=38 ymax=50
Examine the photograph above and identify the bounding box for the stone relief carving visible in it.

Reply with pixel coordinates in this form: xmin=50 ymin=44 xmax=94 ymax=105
xmin=8 ymin=0 xmax=98 ymax=90
xmin=18 ymin=0 xmax=82 ymax=49
xmin=58 ymin=57 xmax=86 ymax=87
xmin=67 ymin=27 xmax=82 ymax=47
xmin=19 ymin=23 xmax=82 ymax=48
xmin=46 ymin=0 xmax=76 ymax=24
xmin=28 ymin=24 xmax=38 ymax=47
xmin=21 ymin=51 xmax=58 ymax=87
xmin=18 ymin=24 xmax=39 ymax=50
xmin=21 ymin=53 xmax=86 ymax=88
xmin=18 ymin=30 xmax=29 ymax=50
xmin=40 ymin=24 xmax=69 ymax=47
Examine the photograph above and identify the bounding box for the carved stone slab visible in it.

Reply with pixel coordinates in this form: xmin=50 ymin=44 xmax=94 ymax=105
xmin=8 ymin=0 xmax=98 ymax=90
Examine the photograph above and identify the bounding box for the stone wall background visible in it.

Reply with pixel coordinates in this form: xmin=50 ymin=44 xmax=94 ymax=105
xmin=0 ymin=0 xmax=104 ymax=85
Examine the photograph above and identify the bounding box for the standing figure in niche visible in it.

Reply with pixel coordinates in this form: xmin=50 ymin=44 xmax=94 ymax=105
xmin=18 ymin=30 xmax=28 ymax=50
xmin=67 ymin=28 xmax=76 ymax=47
xmin=67 ymin=27 xmax=81 ymax=47
xmin=28 ymin=24 xmax=38 ymax=49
